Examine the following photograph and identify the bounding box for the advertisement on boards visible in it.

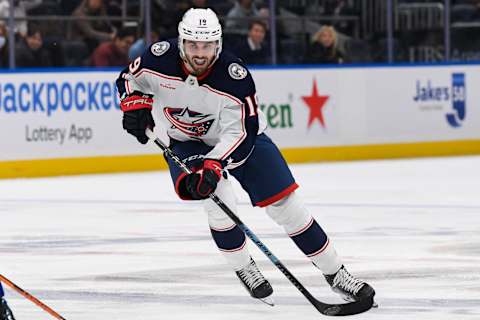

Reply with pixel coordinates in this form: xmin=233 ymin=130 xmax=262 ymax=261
xmin=0 ymin=70 xmax=154 ymax=161
xmin=1 ymin=64 xmax=479 ymax=165
xmin=253 ymin=68 xmax=346 ymax=148
xmin=364 ymin=65 xmax=480 ymax=143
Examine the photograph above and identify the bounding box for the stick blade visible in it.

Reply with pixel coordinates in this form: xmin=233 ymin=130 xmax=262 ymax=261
xmin=315 ymin=297 xmax=376 ymax=316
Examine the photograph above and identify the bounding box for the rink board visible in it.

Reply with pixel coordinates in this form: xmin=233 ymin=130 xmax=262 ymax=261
xmin=0 ymin=64 xmax=479 ymax=178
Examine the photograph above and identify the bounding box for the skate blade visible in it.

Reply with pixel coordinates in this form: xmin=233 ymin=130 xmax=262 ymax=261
xmin=259 ymin=296 xmax=275 ymax=306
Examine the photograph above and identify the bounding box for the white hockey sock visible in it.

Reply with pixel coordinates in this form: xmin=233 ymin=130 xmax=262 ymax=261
xmin=310 ymin=240 xmax=343 ymax=275
xmin=205 ymin=178 xmax=251 ymax=271
xmin=220 ymin=243 xmax=252 ymax=271
xmin=266 ymin=192 xmax=343 ymax=275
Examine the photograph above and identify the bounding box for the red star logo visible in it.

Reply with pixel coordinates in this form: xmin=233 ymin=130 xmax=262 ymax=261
xmin=301 ymin=79 xmax=329 ymax=128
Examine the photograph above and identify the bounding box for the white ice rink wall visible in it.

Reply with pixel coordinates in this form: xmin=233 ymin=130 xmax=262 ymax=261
xmin=0 ymin=64 xmax=479 ymax=178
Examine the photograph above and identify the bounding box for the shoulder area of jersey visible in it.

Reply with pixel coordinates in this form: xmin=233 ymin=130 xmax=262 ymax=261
xmin=149 ymin=40 xmax=173 ymax=57
xmin=146 ymin=39 xmax=178 ymax=58
xmin=218 ymin=51 xmax=251 ymax=81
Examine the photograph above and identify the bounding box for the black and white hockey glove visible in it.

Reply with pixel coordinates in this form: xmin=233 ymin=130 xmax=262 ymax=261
xmin=185 ymin=159 xmax=223 ymax=199
xmin=120 ymin=91 xmax=155 ymax=144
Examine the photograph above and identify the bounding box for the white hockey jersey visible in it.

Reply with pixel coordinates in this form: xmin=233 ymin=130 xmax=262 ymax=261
xmin=116 ymin=39 xmax=267 ymax=167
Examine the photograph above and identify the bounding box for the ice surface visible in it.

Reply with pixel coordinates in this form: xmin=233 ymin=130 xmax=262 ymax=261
xmin=1 ymin=156 xmax=479 ymax=319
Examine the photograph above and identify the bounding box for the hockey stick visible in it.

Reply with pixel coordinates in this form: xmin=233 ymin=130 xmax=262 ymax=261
xmin=0 ymin=274 xmax=67 ymax=320
xmin=145 ymin=128 xmax=374 ymax=316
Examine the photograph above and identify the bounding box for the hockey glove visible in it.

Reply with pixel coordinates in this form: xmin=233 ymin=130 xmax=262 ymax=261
xmin=120 ymin=91 xmax=155 ymax=144
xmin=186 ymin=159 xmax=223 ymax=200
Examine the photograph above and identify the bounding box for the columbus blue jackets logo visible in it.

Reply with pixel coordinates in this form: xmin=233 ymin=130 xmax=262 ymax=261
xmin=228 ymin=63 xmax=248 ymax=80
xmin=163 ymin=107 xmax=214 ymax=137
xmin=151 ymin=41 xmax=170 ymax=56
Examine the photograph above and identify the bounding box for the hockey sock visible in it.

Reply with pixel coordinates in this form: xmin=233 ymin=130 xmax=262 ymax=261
xmin=289 ymin=217 xmax=328 ymax=256
xmin=204 ymin=178 xmax=252 ymax=270
xmin=266 ymin=192 xmax=342 ymax=275
xmin=210 ymin=224 xmax=250 ymax=270
xmin=289 ymin=218 xmax=342 ymax=275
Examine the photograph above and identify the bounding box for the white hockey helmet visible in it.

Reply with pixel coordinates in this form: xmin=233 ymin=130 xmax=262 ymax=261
xmin=178 ymin=8 xmax=223 ymax=62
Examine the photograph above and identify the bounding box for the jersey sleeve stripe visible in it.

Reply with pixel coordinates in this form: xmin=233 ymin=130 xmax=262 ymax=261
xmin=219 ymin=103 xmax=247 ymax=160
xmin=125 ymin=80 xmax=131 ymax=95
xmin=201 ymin=84 xmax=247 ymax=161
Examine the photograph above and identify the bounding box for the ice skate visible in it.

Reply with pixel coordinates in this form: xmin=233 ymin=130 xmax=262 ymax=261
xmin=236 ymin=258 xmax=274 ymax=306
xmin=0 ymin=298 xmax=15 ymax=320
xmin=324 ymin=265 xmax=375 ymax=304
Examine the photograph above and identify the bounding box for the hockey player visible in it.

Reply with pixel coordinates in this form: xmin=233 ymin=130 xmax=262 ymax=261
xmin=116 ymin=8 xmax=375 ymax=305
xmin=0 ymin=283 xmax=15 ymax=320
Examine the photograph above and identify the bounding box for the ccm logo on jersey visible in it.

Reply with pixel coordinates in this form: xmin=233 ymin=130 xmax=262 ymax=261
xmin=228 ymin=63 xmax=248 ymax=80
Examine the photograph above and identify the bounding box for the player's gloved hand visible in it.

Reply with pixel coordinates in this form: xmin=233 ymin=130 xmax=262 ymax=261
xmin=186 ymin=159 xmax=223 ymax=199
xmin=120 ymin=91 xmax=155 ymax=144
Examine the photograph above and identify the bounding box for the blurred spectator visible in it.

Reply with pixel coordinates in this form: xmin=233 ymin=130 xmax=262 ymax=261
xmin=128 ymin=28 xmax=162 ymax=60
xmin=0 ymin=1 xmax=8 ymax=19
xmin=72 ymin=0 xmax=114 ymax=52
xmin=225 ymin=0 xmax=260 ymax=34
xmin=0 ymin=23 xmax=8 ymax=68
xmin=235 ymin=20 xmax=269 ymax=65
xmin=90 ymin=27 xmax=135 ymax=67
xmin=304 ymin=25 xmax=345 ymax=64
xmin=15 ymin=25 xmax=52 ymax=67
xmin=257 ymin=5 xmax=270 ymax=30
xmin=0 ymin=0 xmax=43 ymax=36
